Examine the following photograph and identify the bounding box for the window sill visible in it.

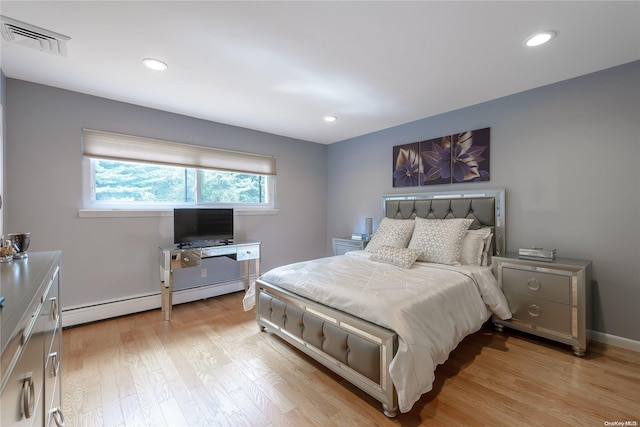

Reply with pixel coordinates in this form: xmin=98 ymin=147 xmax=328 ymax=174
xmin=78 ymin=208 xmax=280 ymax=218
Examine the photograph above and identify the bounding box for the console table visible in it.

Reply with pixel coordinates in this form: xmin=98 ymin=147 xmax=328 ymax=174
xmin=159 ymin=240 xmax=261 ymax=320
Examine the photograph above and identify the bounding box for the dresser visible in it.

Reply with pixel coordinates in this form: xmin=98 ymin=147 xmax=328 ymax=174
xmin=1 ymin=251 xmax=64 ymax=426
xmin=332 ymin=237 xmax=369 ymax=256
xmin=492 ymin=254 xmax=592 ymax=356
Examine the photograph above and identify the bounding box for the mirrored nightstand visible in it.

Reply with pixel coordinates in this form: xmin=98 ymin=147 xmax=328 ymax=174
xmin=332 ymin=237 xmax=369 ymax=256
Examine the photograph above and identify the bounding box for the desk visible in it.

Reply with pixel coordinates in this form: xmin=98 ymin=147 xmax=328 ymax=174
xmin=159 ymin=241 xmax=261 ymax=320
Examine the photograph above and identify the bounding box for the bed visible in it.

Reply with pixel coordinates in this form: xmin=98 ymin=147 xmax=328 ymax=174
xmin=243 ymin=189 xmax=511 ymax=417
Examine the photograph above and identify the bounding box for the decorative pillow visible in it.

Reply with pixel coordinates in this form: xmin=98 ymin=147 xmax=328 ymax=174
xmin=365 ymin=218 xmax=415 ymax=252
xmin=459 ymin=228 xmax=493 ymax=266
xmin=370 ymin=245 xmax=422 ymax=269
xmin=408 ymin=218 xmax=473 ymax=265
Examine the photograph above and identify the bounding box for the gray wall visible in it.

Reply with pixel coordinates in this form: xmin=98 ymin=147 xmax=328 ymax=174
xmin=5 ymin=61 xmax=639 ymax=342
xmin=1 ymin=70 xmax=5 ymax=237
xmin=1 ymin=70 xmax=5 ymax=236
xmin=327 ymin=61 xmax=640 ymax=341
xmin=4 ymin=79 xmax=327 ymax=308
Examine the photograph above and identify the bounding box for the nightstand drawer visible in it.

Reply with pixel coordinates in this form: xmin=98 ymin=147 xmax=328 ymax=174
xmin=502 ymin=267 xmax=571 ymax=304
xmin=504 ymin=293 xmax=572 ymax=335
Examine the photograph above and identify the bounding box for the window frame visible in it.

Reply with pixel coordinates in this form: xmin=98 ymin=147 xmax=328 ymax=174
xmin=80 ymin=130 xmax=278 ymax=216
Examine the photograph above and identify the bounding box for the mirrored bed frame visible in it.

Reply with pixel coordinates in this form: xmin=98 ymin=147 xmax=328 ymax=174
xmin=253 ymin=189 xmax=505 ymax=417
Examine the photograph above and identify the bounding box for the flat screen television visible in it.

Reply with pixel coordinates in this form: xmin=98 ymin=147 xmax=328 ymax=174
xmin=173 ymin=208 xmax=234 ymax=246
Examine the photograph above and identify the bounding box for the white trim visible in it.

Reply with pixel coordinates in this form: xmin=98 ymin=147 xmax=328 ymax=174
xmin=61 ymin=279 xmax=247 ymax=327
xmin=61 ymin=283 xmax=640 ymax=354
xmin=590 ymin=330 xmax=640 ymax=353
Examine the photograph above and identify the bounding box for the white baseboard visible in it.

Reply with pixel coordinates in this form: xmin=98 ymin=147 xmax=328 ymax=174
xmin=62 ymin=284 xmax=640 ymax=354
xmin=590 ymin=330 xmax=640 ymax=353
xmin=62 ymin=279 xmax=246 ymax=327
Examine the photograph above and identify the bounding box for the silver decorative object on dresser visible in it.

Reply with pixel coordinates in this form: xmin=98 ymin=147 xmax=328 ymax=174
xmin=6 ymin=233 xmax=31 ymax=259
xmin=492 ymin=254 xmax=592 ymax=356
xmin=1 ymin=251 xmax=64 ymax=426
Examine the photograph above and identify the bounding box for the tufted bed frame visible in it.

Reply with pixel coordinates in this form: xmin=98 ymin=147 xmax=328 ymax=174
xmin=253 ymin=189 xmax=505 ymax=417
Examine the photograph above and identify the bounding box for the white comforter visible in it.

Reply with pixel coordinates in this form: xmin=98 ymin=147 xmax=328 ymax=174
xmin=243 ymin=251 xmax=511 ymax=413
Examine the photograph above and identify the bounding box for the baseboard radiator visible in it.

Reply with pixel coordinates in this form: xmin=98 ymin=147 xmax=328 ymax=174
xmin=62 ymin=279 xmax=247 ymax=327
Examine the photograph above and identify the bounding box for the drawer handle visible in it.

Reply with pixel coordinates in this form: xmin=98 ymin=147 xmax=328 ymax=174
xmin=22 ymin=374 xmax=35 ymax=418
xmin=527 ymin=278 xmax=541 ymax=291
xmin=52 ymin=407 xmax=66 ymax=427
xmin=528 ymin=304 xmax=541 ymax=317
xmin=50 ymin=297 xmax=58 ymax=321
xmin=50 ymin=352 xmax=59 ymax=377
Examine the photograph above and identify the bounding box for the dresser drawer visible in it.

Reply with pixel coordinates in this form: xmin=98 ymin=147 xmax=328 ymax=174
xmin=237 ymin=244 xmax=260 ymax=261
xmin=1 ymin=318 xmax=45 ymax=426
xmin=502 ymin=267 xmax=571 ymax=304
xmin=504 ymin=293 xmax=572 ymax=335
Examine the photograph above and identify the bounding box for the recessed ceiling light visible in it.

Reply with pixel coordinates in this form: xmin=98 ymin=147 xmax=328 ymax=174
xmin=324 ymin=115 xmax=338 ymax=122
xmin=524 ymin=31 xmax=557 ymax=47
xmin=142 ymin=58 xmax=168 ymax=71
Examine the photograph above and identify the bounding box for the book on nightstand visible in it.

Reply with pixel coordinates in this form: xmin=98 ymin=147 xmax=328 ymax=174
xmin=351 ymin=233 xmax=368 ymax=241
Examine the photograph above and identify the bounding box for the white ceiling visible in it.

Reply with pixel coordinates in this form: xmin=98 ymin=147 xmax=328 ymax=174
xmin=1 ymin=1 xmax=639 ymax=144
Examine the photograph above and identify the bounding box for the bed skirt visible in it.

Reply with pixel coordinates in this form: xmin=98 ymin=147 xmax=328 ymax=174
xmin=254 ymin=279 xmax=399 ymax=417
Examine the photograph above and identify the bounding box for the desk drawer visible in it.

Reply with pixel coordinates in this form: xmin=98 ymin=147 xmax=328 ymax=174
xmin=200 ymin=246 xmax=235 ymax=257
xmin=171 ymin=250 xmax=201 ymax=269
xmin=237 ymin=244 xmax=260 ymax=261
xmin=502 ymin=266 xmax=571 ymax=304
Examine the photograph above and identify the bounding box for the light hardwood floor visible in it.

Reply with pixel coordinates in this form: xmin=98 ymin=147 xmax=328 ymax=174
xmin=62 ymin=291 xmax=640 ymax=426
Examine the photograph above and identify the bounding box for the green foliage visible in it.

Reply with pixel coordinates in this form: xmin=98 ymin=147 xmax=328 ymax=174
xmin=93 ymin=160 xmax=266 ymax=204
xmin=200 ymin=170 xmax=264 ymax=203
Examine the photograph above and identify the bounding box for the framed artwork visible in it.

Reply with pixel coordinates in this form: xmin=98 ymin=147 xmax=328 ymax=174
xmin=393 ymin=127 xmax=490 ymax=187
xmin=392 ymin=141 xmax=423 ymax=187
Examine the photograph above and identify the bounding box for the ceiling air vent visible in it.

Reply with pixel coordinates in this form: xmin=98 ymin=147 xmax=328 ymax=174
xmin=1 ymin=15 xmax=70 ymax=57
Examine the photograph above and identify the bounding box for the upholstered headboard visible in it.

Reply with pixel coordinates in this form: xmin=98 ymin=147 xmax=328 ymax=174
xmin=382 ymin=189 xmax=505 ymax=255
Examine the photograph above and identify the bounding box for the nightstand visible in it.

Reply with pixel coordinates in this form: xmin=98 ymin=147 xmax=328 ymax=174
xmin=332 ymin=237 xmax=369 ymax=256
xmin=492 ymin=254 xmax=592 ymax=356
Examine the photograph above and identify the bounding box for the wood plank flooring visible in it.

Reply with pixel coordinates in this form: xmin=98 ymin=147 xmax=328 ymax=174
xmin=62 ymin=291 xmax=640 ymax=426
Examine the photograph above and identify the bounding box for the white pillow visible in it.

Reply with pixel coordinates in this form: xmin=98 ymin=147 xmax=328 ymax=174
xmin=408 ymin=218 xmax=473 ymax=265
xmin=482 ymin=237 xmax=494 ymax=266
xmin=365 ymin=218 xmax=415 ymax=252
xmin=459 ymin=228 xmax=493 ymax=266
xmin=370 ymin=245 xmax=422 ymax=269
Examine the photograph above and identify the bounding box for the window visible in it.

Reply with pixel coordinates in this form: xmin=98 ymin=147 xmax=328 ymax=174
xmin=82 ymin=129 xmax=276 ymax=210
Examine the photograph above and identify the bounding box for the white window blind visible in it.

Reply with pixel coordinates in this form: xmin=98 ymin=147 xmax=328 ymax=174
xmin=82 ymin=129 xmax=276 ymax=175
